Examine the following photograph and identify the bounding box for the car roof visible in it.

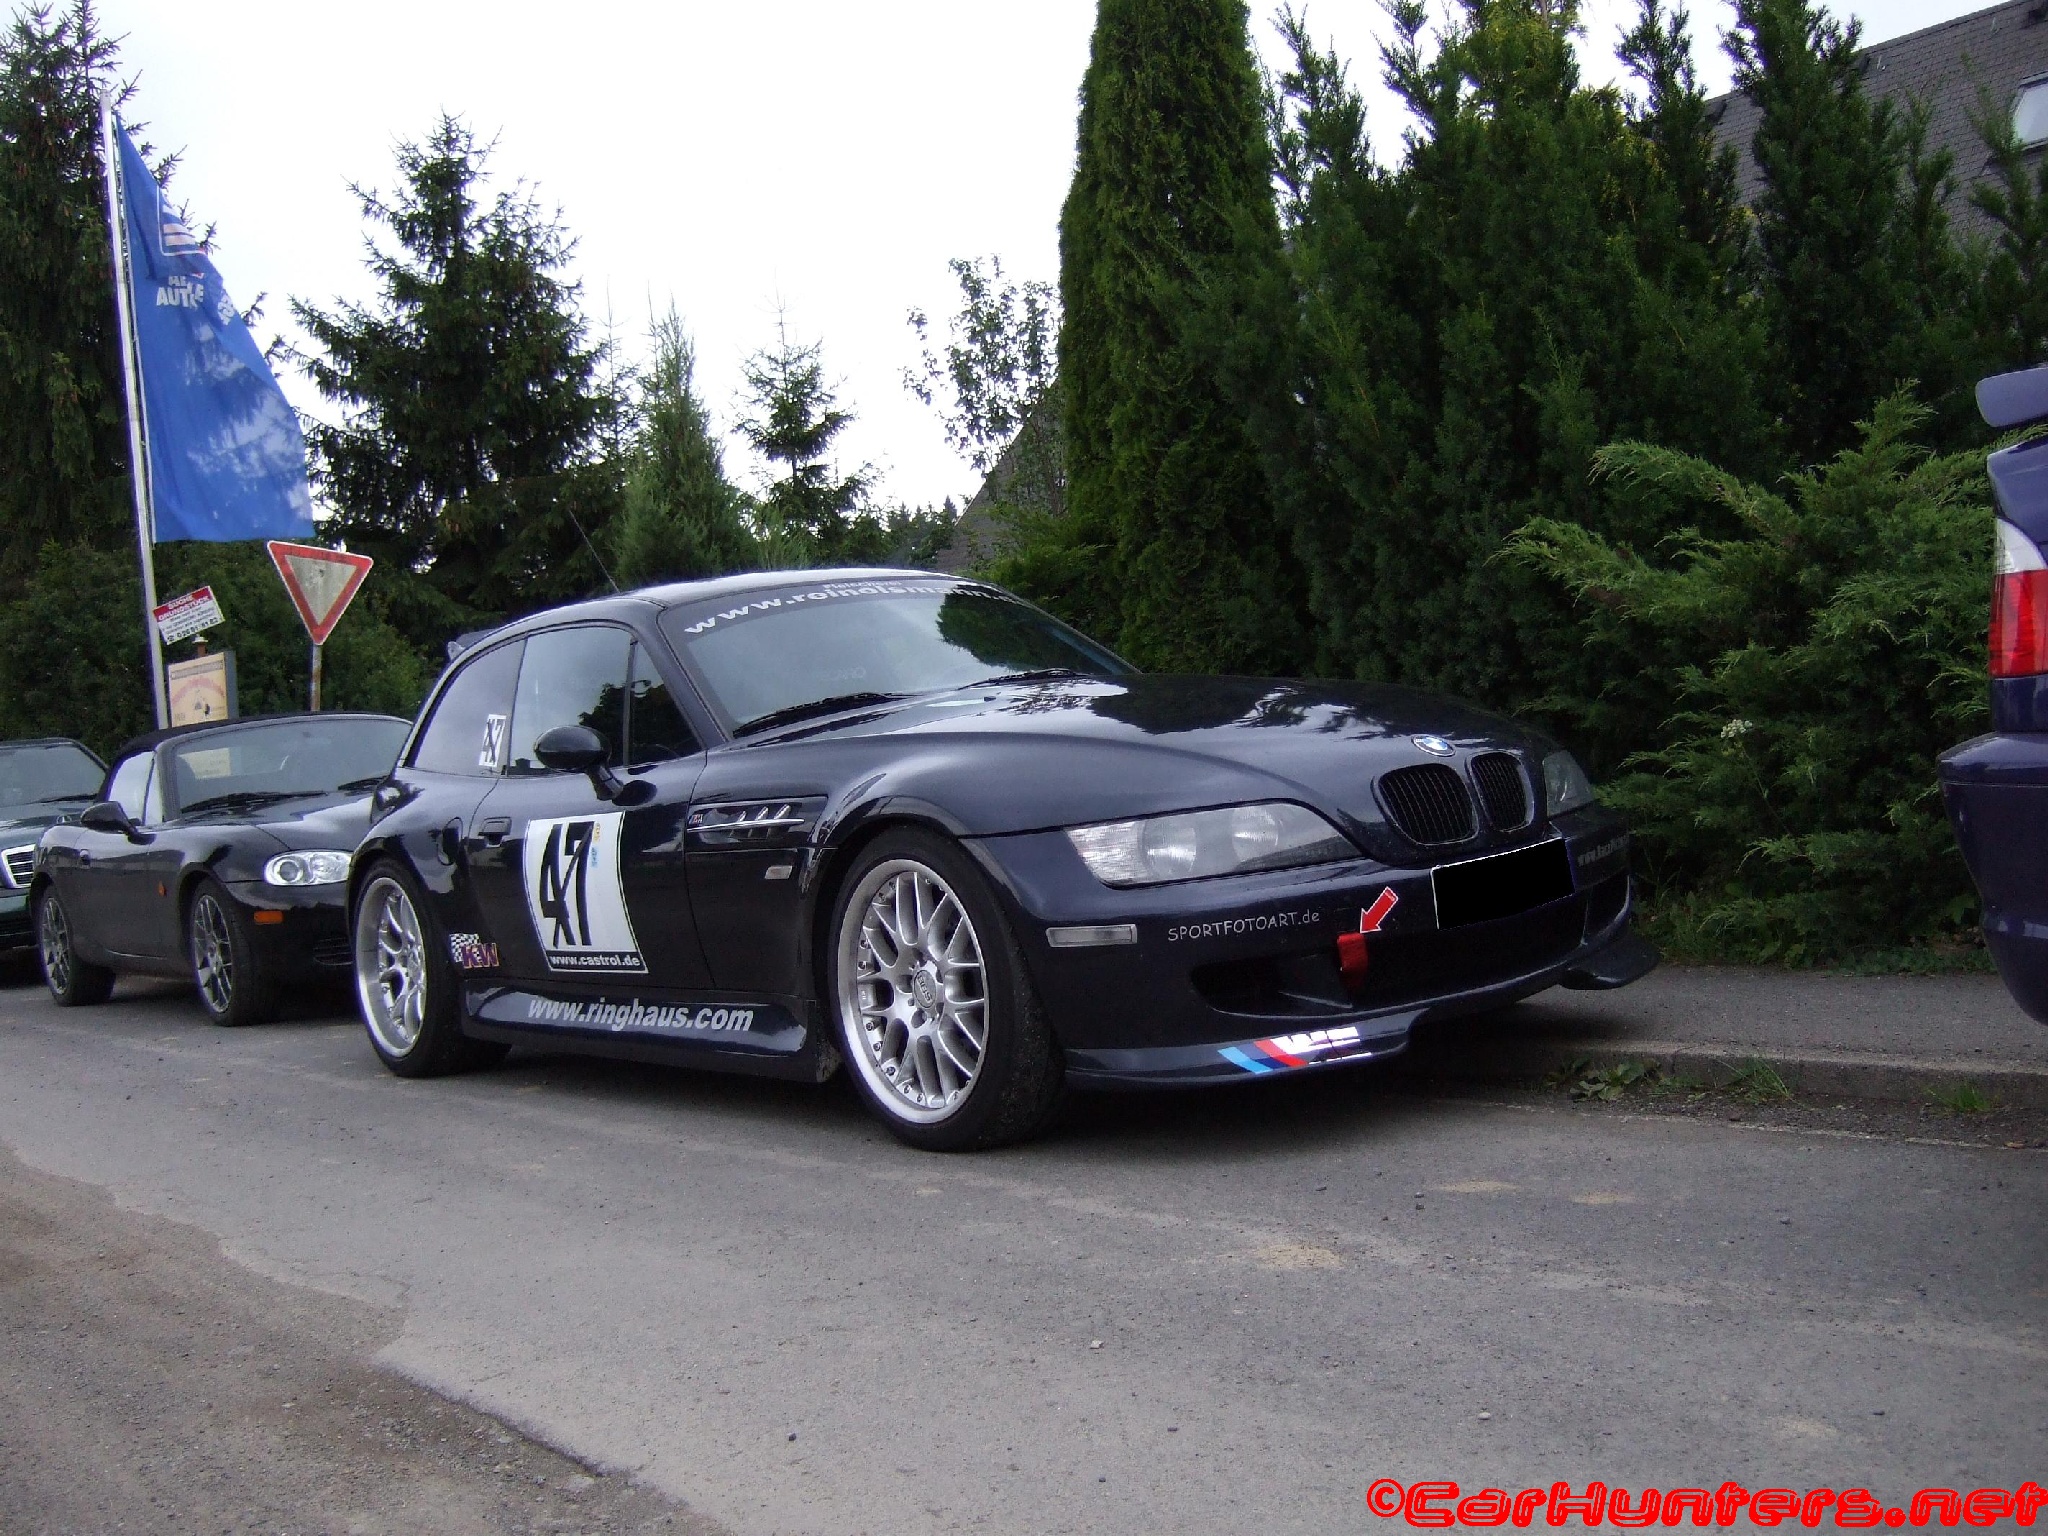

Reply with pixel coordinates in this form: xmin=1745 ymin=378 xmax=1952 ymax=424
xmin=0 ymin=736 xmax=100 ymax=755
xmin=447 ymin=568 xmax=965 ymax=656
xmin=110 ymin=711 xmax=410 ymax=765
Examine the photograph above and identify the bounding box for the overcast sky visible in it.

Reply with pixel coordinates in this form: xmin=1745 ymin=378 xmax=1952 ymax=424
xmin=99 ymin=0 xmax=1983 ymax=517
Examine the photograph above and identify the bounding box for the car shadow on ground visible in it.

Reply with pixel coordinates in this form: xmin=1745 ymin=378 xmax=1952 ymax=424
xmin=465 ymin=1040 xmax=1448 ymax=1163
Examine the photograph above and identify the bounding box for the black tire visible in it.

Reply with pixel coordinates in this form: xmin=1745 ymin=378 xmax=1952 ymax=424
xmin=36 ymin=885 xmax=114 ymax=1007
xmin=351 ymin=858 xmax=507 ymax=1077
xmin=187 ymin=876 xmax=277 ymax=1027
xmin=827 ymin=827 xmax=1062 ymax=1151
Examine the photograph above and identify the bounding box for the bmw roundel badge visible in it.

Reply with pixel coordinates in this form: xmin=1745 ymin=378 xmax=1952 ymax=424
xmin=1412 ymin=735 xmax=1455 ymax=757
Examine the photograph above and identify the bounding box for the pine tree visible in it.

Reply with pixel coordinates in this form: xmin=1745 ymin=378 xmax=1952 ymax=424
xmin=291 ymin=116 xmax=617 ymax=648
xmin=610 ymin=309 xmax=754 ymax=587
xmin=1055 ymin=0 xmax=1306 ymax=673
xmin=0 ymin=1 xmax=131 ymax=580
xmin=736 ymin=321 xmax=874 ymax=564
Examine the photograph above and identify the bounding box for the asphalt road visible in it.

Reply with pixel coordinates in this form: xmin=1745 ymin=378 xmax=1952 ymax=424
xmin=0 ymin=974 xmax=2041 ymax=1535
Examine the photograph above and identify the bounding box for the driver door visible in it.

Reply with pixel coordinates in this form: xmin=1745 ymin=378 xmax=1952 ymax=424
xmin=467 ymin=625 xmax=711 ymax=1006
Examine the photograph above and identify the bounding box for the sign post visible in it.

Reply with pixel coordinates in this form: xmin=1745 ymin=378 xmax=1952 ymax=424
xmin=265 ymin=541 xmax=374 ymax=711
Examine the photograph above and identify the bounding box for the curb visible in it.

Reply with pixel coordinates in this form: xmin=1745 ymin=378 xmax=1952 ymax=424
xmin=1395 ymin=1037 xmax=2048 ymax=1111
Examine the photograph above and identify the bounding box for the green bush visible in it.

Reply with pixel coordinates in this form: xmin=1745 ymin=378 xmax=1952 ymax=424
xmin=1507 ymin=397 xmax=1992 ymax=962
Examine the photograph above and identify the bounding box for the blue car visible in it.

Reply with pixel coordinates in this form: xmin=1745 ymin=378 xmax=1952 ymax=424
xmin=1939 ymin=367 xmax=2048 ymax=1023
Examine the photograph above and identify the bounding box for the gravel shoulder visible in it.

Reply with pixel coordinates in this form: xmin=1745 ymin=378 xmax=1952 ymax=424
xmin=0 ymin=1146 xmax=719 ymax=1536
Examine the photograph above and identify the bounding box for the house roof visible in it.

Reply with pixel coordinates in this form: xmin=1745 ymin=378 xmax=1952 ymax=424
xmin=1709 ymin=0 xmax=2048 ymax=239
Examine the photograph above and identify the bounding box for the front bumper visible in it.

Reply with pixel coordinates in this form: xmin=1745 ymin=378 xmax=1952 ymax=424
xmin=222 ymin=880 xmax=354 ymax=978
xmin=1939 ymin=732 xmax=2048 ymax=1025
xmin=970 ymin=809 xmax=1656 ymax=1088
xmin=0 ymin=889 xmax=30 ymax=952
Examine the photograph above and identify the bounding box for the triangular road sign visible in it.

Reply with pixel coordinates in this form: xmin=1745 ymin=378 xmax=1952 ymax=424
xmin=266 ymin=540 xmax=374 ymax=646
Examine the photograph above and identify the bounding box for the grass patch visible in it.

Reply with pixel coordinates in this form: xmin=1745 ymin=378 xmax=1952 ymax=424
xmin=1929 ymin=1081 xmax=1996 ymax=1114
xmin=1726 ymin=1059 xmax=1794 ymax=1104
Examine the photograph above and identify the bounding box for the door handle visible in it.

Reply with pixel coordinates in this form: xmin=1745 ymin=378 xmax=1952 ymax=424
xmin=478 ymin=817 xmax=512 ymax=846
xmin=77 ymin=851 xmax=92 ymax=866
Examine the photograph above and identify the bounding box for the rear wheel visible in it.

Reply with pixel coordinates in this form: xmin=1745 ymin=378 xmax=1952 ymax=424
xmin=36 ymin=886 xmax=114 ymax=1007
xmin=830 ymin=828 xmax=1062 ymax=1151
xmin=353 ymin=860 xmax=505 ymax=1077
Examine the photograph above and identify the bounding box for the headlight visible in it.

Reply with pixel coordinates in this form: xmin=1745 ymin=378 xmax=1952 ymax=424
xmin=1066 ymin=803 xmax=1355 ymax=887
xmin=263 ymin=850 xmax=352 ymax=887
xmin=1542 ymin=751 xmax=1597 ymax=816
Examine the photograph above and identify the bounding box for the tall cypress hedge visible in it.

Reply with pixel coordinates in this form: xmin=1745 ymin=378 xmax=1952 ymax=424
xmin=1045 ymin=0 xmax=1306 ymax=674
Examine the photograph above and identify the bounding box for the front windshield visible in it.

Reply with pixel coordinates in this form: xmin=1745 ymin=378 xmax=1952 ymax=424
xmin=0 ymin=742 xmax=104 ymax=810
xmin=660 ymin=580 xmax=1131 ymax=732
xmin=166 ymin=717 xmax=410 ymax=815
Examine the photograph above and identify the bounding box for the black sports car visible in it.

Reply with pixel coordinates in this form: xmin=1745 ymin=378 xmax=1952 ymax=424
xmin=33 ymin=713 xmax=411 ymax=1023
xmin=348 ymin=570 xmax=1655 ymax=1150
xmin=0 ymin=738 xmax=107 ymax=956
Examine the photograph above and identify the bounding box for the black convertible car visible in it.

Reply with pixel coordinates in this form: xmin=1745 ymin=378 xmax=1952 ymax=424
xmin=0 ymin=738 xmax=106 ymax=957
xmin=34 ymin=712 xmax=411 ymax=1023
xmin=348 ymin=570 xmax=1655 ymax=1150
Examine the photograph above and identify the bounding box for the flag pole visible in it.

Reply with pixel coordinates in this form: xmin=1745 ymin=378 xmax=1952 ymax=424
xmin=100 ymin=95 xmax=170 ymax=731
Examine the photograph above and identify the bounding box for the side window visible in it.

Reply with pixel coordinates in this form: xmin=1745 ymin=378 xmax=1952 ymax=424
xmin=412 ymin=641 xmax=524 ymax=776
xmin=142 ymin=763 xmax=165 ymax=825
xmin=105 ymin=754 xmax=152 ymax=821
xmin=508 ymin=627 xmax=631 ymax=774
xmin=625 ymin=643 xmax=700 ymax=769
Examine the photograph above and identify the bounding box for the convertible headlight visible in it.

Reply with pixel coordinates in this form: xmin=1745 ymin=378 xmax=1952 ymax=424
xmin=1065 ymin=803 xmax=1355 ymax=887
xmin=263 ymin=850 xmax=352 ymax=887
xmin=1542 ymin=751 xmax=1597 ymax=816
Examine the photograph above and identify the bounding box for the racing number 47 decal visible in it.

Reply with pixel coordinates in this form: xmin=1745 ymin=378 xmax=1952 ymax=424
xmin=521 ymin=812 xmax=646 ymax=974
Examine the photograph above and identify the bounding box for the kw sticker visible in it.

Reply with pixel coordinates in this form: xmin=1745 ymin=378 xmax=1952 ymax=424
xmin=521 ymin=812 xmax=645 ymax=974
xmin=1219 ymin=1026 xmax=1371 ymax=1075
xmin=449 ymin=932 xmax=500 ymax=971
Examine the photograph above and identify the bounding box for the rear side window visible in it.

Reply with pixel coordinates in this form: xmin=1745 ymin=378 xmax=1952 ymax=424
xmin=625 ymin=644 xmax=699 ymax=768
xmin=412 ymin=642 xmax=523 ymax=776
xmin=508 ymin=626 xmax=631 ymax=773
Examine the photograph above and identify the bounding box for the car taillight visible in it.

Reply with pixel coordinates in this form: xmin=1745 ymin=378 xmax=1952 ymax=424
xmin=1992 ymin=519 xmax=2048 ymax=679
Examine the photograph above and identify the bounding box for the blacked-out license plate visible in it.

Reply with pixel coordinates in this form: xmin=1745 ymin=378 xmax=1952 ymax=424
xmin=1432 ymin=839 xmax=1574 ymax=929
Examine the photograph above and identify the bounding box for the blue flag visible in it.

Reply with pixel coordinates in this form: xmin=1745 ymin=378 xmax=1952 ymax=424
xmin=116 ymin=123 xmax=314 ymax=544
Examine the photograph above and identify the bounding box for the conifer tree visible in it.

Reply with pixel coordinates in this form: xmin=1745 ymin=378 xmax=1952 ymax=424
xmin=0 ymin=1 xmax=131 ymax=578
xmin=1731 ymin=0 xmax=1918 ymax=464
xmin=1055 ymin=0 xmax=1305 ymax=673
xmin=736 ymin=322 xmax=873 ymax=563
xmin=611 ymin=309 xmax=754 ymax=586
xmin=292 ymin=117 xmax=617 ymax=648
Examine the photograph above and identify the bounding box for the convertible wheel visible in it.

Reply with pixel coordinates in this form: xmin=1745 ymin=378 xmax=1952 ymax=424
xmin=831 ymin=828 xmax=1062 ymax=1151
xmin=36 ymin=886 xmax=114 ymax=1007
xmin=353 ymin=861 xmax=506 ymax=1077
xmin=188 ymin=877 xmax=276 ymax=1027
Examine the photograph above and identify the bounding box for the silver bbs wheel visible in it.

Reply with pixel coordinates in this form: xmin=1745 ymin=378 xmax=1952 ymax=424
xmin=39 ymin=893 xmax=72 ymax=994
xmin=190 ymin=891 xmax=236 ymax=1016
xmin=837 ymin=858 xmax=989 ymax=1124
xmin=356 ymin=876 xmax=429 ymax=1058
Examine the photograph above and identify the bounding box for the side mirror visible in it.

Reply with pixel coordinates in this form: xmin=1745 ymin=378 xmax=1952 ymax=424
xmin=80 ymin=801 xmax=145 ymax=841
xmin=534 ymin=725 xmax=608 ymax=774
xmin=532 ymin=724 xmax=642 ymax=803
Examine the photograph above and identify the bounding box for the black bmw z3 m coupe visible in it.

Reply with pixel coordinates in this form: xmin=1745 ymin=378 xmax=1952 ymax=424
xmin=34 ymin=712 xmax=411 ymax=1024
xmin=345 ymin=569 xmax=1656 ymax=1150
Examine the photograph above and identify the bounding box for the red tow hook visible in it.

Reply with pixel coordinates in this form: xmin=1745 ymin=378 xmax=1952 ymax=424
xmin=1338 ymin=887 xmax=1400 ymax=991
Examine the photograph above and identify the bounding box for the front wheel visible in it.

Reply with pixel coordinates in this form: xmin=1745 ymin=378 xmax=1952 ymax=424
xmin=353 ymin=861 xmax=505 ymax=1077
xmin=830 ymin=828 xmax=1062 ymax=1151
xmin=188 ymin=877 xmax=277 ymax=1027
xmin=37 ymin=886 xmax=114 ymax=1007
